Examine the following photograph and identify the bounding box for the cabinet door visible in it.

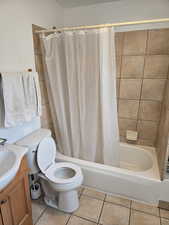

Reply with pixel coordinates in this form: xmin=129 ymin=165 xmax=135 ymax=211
xmin=8 ymin=176 xmax=32 ymax=225
xmin=0 ymin=199 xmax=13 ymax=225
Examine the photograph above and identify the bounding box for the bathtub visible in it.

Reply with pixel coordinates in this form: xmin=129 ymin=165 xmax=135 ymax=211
xmin=55 ymin=143 xmax=163 ymax=204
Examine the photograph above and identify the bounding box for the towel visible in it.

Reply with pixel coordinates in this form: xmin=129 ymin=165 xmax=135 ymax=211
xmin=0 ymin=72 xmax=42 ymax=127
xmin=22 ymin=72 xmax=42 ymax=120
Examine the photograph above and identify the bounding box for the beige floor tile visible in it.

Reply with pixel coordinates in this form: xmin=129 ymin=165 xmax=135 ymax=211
xmin=161 ymin=218 xmax=169 ymax=225
xmin=68 ymin=215 xmax=97 ymax=225
xmin=83 ymin=187 xmax=105 ymax=200
xmin=78 ymin=186 xmax=84 ymax=196
xmin=36 ymin=207 xmax=70 ymax=225
xmin=74 ymin=195 xmax=103 ymax=222
xmin=130 ymin=210 xmax=160 ymax=225
xmin=131 ymin=201 xmax=159 ymax=216
xmin=100 ymin=202 xmax=130 ymax=225
xmin=105 ymin=194 xmax=131 ymax=208
xmin=160 ymin=209 xmax=169 ymax=219
xmin=32 ymin=199 xmax=47 ymax=225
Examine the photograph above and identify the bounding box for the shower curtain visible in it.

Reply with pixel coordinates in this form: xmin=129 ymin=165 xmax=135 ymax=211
xmin=42 ymin=27 xmax=120 ymax=166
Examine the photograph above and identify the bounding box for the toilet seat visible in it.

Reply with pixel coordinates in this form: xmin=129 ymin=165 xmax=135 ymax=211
xmin=45 ymin=162 xmax=82 ymax=184
xmin=37 ymin=137 xmax=82 ymax=184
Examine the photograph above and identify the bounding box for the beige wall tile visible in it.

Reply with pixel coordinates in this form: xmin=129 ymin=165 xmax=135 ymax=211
xmin=100 ymin=202 xmax=130 ymax=225
xmin=131 ymin=201 xmax=159 ymax=216
xmin=40 ymin=80 xmax=49 ymax=105
xmin=32 ymin=24 xmax=44 ymax=55
xmin=118 ymin=100 xmax=139 ymax=119
xmin=74 ymin=196 xmax=103 ymax=222
xmin=118 ymin=118 xmax=137 ymax=137
xmin=164 ymin=80 xmax=169 ymax=110
xmin=130 ymin=210 xmax=160 ymax=225
xmin=115 ymin=32 xmax=124 ymax=55
xmin=34 ymin=54 xmax=45 ymax=81
xmin=42 ymin=104 xmax=51 ymax=120
xmin=116 ymin=79 xmax=120 ymax=98
xmin=147 ymin=29 xmax=169 ymax=55
xmin=41 ymin=120 xmax=52 ymax=129
xmin=116 ymin=56 xmax=121 ymax=77
xmin=144 ymin=55 xmax=169 ymax=78
xmin=119 ymin=79 xmax=142 ymax=99
xmin=123 ymin=30 xmax=147 ymax=55
xmin=137 ymin=139 xmax=154 ymax=147
xmin=120 ymin=136 xmax=126 ymax=143
xmin=141 ymin=79 xmax=166 ymax=101
xmin=160 ymin=209 xmax=169 ymax=219
xmin=139 ymin=101 xmax=162 ymax=121
xmin=105 ymin=194 xmax=131 ymax=208
xmin=161 ymin=218 xmax=169 ymax=225
xmin=138 ymin=120 xmax=158 ymax=142
xmin=33 ymin=34 xmax=42 ymax=55
xmin=121 ymin=56 xmax=144 ymax=78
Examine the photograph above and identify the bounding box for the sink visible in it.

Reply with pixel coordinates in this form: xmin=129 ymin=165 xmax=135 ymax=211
xmin=0 ymin=144 xmax=28 ymax=191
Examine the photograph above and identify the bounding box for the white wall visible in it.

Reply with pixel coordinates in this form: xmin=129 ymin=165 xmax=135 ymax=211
xmin=0 ymin=0 xmax=64 ymax=143
xmin=0 ymin=0 xmax=63 ymax=72
xmin=64 ymin=0 xmax=169 ymax=31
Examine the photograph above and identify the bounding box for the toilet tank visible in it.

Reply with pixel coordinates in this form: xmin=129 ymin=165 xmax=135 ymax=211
xmin=16 ymin=129 xmax=52 ymax=174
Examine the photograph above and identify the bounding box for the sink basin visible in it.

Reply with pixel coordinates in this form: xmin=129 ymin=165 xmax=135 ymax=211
xmin=0 ymin=144 xmax=28 ymax=191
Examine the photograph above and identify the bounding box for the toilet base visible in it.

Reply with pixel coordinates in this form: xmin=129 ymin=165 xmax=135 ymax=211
xmin=58 ymin=190 xmax=79 ymax=213
xmin=44 ymin=190 xmax=79 ymax=213
xmin=40 ymin=176 xmax=80 ymax=213
xmin=44 ymin=196 xmax=58 ymax=209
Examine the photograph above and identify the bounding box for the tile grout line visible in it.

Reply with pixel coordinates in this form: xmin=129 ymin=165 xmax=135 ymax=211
xmin=118 ymin=98 xmax=163 ymax=102
xmin=73 ymin=214 xmax=98 ymax=224
xmin=136 ymin=30 xmax=149 ymax=137
xmin=97 ymin=194 xmax=107 ymax=224
xmin=159 ymin=208 xmax=162 ymax=225
xmin=104 ymin=200 xmax=131 ymax=210
xmin=128 ymin=207 xmax=132 ymax=225
xmin=119 ymin=76 xmax=168 ymax=79
xmin=65 ymin=214 xmax=72 ymax=225
xmin=117 ymin=32 xmax=124 ymax=113
xmin=131 ymin=208 xmax=161 ymax=218
xmin=118 ymin=116 xmax=161 ymax=123
xmin=34 ymin=205 xmax=48 ymax=225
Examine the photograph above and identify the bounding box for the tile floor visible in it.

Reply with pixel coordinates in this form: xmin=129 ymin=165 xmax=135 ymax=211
xmin=32 ymin=186 xmax=169 ymax=225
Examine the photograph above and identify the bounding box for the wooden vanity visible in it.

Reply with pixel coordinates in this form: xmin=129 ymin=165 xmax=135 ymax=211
xmin=0 ymin=157 xmax=33 ymax=225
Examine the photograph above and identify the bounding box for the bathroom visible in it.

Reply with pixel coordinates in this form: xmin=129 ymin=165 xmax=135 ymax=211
xmin=1 ymin=0 xmax=169 ymax=225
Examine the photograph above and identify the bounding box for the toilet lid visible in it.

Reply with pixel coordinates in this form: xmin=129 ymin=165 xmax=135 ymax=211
xmin=37 ymin=137 xmax=56 ymax=173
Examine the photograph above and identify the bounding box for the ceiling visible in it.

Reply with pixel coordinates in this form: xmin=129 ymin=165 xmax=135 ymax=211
xmin=56 ymin=0 xmax=119 ymax=8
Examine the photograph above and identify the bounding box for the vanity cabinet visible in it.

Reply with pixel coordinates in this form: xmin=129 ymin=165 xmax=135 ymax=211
xmin=0 ymin=157 xmax=33 ymax=225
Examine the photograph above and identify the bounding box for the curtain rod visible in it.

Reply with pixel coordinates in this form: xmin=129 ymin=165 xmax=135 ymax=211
xmin=35 ymin=18 xmax=169 ymax=34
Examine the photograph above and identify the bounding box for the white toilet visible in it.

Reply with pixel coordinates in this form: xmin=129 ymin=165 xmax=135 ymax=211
xmin=16 ymin=129 xmax=83 ymax=213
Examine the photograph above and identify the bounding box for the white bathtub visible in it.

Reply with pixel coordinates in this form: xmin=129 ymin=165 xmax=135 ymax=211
xmin=56 ymin=143 xmax=163 ymax=204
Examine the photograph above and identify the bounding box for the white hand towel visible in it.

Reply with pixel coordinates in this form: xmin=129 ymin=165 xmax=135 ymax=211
xmin=0 ymin=72 xmax=42 ymax=127
xmin=22 ymin=72 xmax=42 ymax=120
xmin=1 ymin=72 xmax=27 ymax=127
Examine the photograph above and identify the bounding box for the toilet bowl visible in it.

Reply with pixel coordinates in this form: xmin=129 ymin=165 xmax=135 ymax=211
xmin=16 ymin=129 xmax=83 ymax=213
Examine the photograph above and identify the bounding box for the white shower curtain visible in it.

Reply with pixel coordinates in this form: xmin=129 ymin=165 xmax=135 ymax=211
xmin=42 ymin=27 xmax=120 ymax=166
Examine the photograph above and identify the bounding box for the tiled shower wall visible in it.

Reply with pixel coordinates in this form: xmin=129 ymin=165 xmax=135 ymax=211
xmin=32 ymin=26 xmax=169 ymax=147
xmin=32 ymin=25 xmax=169 ymax=178
xmin=115 ymin=28 xmax=169 ymax=147
xmin=32 ymin=25 xmax=53 ymax=132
